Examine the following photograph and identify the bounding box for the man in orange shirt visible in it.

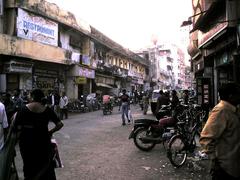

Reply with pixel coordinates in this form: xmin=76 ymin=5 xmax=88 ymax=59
xmin=200 ymin=82 xmax=240 ymax=179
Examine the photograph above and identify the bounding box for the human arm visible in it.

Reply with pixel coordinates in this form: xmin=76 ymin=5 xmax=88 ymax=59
xmin=51 ymin=95 xmax=55 ymax=106
xmin=49 ymin=121 xmax=63 ymax=136
xmin=64 ymin=96 xmax=68 ymax=107
xmin=1 ymin=106 xmax=9 ymax=139
xmin=48 ymin=107 xmax=64 ymax=136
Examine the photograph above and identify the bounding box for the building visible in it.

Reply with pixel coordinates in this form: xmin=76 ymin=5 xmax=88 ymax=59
xmin=137 ymin=43 xmax=191 ymax=91
xmin=188 ymin=0 xmax=240 ymax=107
xmin=0 ymin=0 xmax=149 ymax=99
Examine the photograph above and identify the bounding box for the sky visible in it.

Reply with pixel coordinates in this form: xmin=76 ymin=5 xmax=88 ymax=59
xmin=46 ymin=0 xmax=192 ymax=51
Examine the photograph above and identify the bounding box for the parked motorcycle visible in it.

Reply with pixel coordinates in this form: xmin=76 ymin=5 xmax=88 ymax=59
xmin=129 ymin=105 xmax=183 ymax=151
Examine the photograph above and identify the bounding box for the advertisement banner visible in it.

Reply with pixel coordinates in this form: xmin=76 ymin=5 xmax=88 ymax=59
xmin=79 ymin=67 xmax=95 ymax=79
xmin=17 ymin=8 xmax=58 ymax=46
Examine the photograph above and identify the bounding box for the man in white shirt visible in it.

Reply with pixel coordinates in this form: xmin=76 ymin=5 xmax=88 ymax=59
xmin=59 ymin=92 xmax=68 ymax=120
xmin=0 ymin=102 xmax=9 ymax=149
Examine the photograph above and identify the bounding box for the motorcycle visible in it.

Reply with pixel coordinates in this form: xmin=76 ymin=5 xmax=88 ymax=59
xmin=129 ymin=105 xmax=183 ymax=151
xmin=102 ymin=102 xmax=113 ymax=115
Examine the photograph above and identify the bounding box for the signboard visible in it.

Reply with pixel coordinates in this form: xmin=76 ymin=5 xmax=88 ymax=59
xmin=4 ymin=60 xmax=33 ymax=73
xmin=75 ymin=77 xmax=87 ymax=84
xmin=199 ymin=21 xmax=228 ymax=48
xmin=79 ymin=67 xmax=95 ymax=79
xmin=17 ymin=8 xmax=58 ymax=46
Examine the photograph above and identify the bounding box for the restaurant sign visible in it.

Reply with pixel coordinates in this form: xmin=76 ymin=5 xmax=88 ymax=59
xmin=17 ymin=8 xmax=58 ymax=46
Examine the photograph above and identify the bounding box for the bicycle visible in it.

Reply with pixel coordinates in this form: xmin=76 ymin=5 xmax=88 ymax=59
xmin=166 ymin=104 xmax=208 ymax=168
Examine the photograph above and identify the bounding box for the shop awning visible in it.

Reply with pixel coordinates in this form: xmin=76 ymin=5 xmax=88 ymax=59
xmin=96 ymin=83 xmax=113 ymax=88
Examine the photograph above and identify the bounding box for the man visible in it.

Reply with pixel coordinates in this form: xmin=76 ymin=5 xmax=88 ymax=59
xmin=155 ymin=90 xmax=170 ymax=118
xmin=119 ymin=89 xmax=130 ymax=125
xmin=0 ymin=102 xmax=8 ymax=150
xmin=200 ymin=82 xmax=240 ymax=179
xmin=59 ymin=92 xmax=68 ymax=120
xmin=102 ymin=94 xmax=113 ymax=111
xmin=12 ymin=89 xmax=24 ymax=112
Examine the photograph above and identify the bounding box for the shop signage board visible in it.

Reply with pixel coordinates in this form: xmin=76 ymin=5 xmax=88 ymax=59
xmin=4 ymin=60 xmax=33 ymax=73
xmin=17 ymin=8 xmax=58 ymax=46
xmin=75 ymin=77 xmax=87 ymax=84
xmin=79 ymin=66 xmax=95 ymax=79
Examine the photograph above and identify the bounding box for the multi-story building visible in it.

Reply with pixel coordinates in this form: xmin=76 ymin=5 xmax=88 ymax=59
xmin=137 ymin=44 xmax=190 ymax=91
xmin=188 ymin=0 xmax=240 ymax=107
xmin=0 ymin=0 xmax=149 ymax=99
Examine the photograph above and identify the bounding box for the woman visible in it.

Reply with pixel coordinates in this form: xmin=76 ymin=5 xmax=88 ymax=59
xmin=14 ymin=89 xmax=63 ymax=180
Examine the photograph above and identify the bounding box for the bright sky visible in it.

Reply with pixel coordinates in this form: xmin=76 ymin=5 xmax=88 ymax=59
xmin=47 ymin=0 xmax=192 ymax=51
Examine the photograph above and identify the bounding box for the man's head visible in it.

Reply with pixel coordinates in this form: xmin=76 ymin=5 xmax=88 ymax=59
xmin=218 ymin=82 xmax=240 ymax=106
xmin=122 ymin=89 xmax=126 ymax=94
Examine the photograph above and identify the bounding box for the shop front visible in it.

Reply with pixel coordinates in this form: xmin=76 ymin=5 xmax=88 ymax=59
xmin=67 ymin=65 xmax=95 ymax=99
xmin=93 ymin=74 xmax=116 ymax=95
xmin=1 ymin=58 xmax=33 ymax=93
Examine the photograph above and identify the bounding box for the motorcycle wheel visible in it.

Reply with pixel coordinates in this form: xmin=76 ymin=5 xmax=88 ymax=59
xmin=103 ymin=110 xmax=107 ymax=115
xmin=167 ymin=135 xmax=187 ymax=168
xmin=133 ymin=127 xmax=156 ymax=151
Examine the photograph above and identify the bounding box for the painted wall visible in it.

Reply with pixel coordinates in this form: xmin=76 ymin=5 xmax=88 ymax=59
xmin=0 ymin=34 xmax=66 ymax=64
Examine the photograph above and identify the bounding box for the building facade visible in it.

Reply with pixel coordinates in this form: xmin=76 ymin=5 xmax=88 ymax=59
xmin=0 ymin=0 xmax=149 ymax=99
xmin=137 ymin=44 xmax=191 ymax=91
xmin=188 ymin=0 xmax=240 ymax=107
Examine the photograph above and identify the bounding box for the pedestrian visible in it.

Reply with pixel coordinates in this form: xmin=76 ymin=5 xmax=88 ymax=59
xmin=170 ymin=90 xmax=180 ymax=109
xmin=51 ymin=90 xmax=60 ymax=117
xmin=12 ymin=89 xmax=24 ymax=112
xmin=3 ymin=93 xmax=15 ymax=123
xmin=118 ymin=91 xmax=123 ymax=111
xmin=59 ymin=92 xmax=68 ymax=120
xmin=155 ymin=90 xmax=170 ymax=118
xmin=13 ymin=88 xmax=64 ymax=180
xmin=182 ymin=89 xmax=189 ymax=105
xmin=119 ymin=89 xmax=130 ymax=125
xmin=199 ymin=82 xmax=240 ymax=180
xmin=0 ymin=101 xmax=8 ymax=150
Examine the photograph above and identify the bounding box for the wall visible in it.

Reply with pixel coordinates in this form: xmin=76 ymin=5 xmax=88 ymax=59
xmin=0 ymin=34 xmax=66 ymax=64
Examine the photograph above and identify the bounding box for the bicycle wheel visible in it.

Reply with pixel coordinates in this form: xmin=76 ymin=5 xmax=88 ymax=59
xmin=167 ymin=135 xmax=187 ymax=167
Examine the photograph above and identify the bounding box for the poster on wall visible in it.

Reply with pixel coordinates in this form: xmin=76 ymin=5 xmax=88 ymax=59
xmin=17 ymin=8 xmax=58 ymax=46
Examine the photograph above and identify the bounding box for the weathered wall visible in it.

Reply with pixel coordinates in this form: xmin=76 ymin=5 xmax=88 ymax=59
xmin=0 ymin=34 xmax=66 ymax=64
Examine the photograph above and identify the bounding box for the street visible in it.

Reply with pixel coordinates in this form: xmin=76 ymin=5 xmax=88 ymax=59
xmin=15 ymin=105 xmax=210 ymax=180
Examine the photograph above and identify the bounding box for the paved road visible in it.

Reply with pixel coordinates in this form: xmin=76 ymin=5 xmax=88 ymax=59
xmin=15 ymin=105 xmax=210 ymax=180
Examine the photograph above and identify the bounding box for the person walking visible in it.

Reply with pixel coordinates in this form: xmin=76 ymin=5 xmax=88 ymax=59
xmin=0 ymin=102 xmax=8 ymax=150
xmin=59 ymin=92 xmax=68 ymax=120
xmin=13 ymin=89 xmax=64 ymax=180
xmin=119 ymin=89 xmax=130 ymax=125
xmin=12 ymin=89 xmax=24 ymax=112
xmin=155 ymin=90 xmax=170 ymax=118
xmin=199 ymin=82 xmax=240 ymax=180
xmin=170 ymin=90 xmax=180 ymax=109
xmin=3 ymin=93 xmax=14 ymax=124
